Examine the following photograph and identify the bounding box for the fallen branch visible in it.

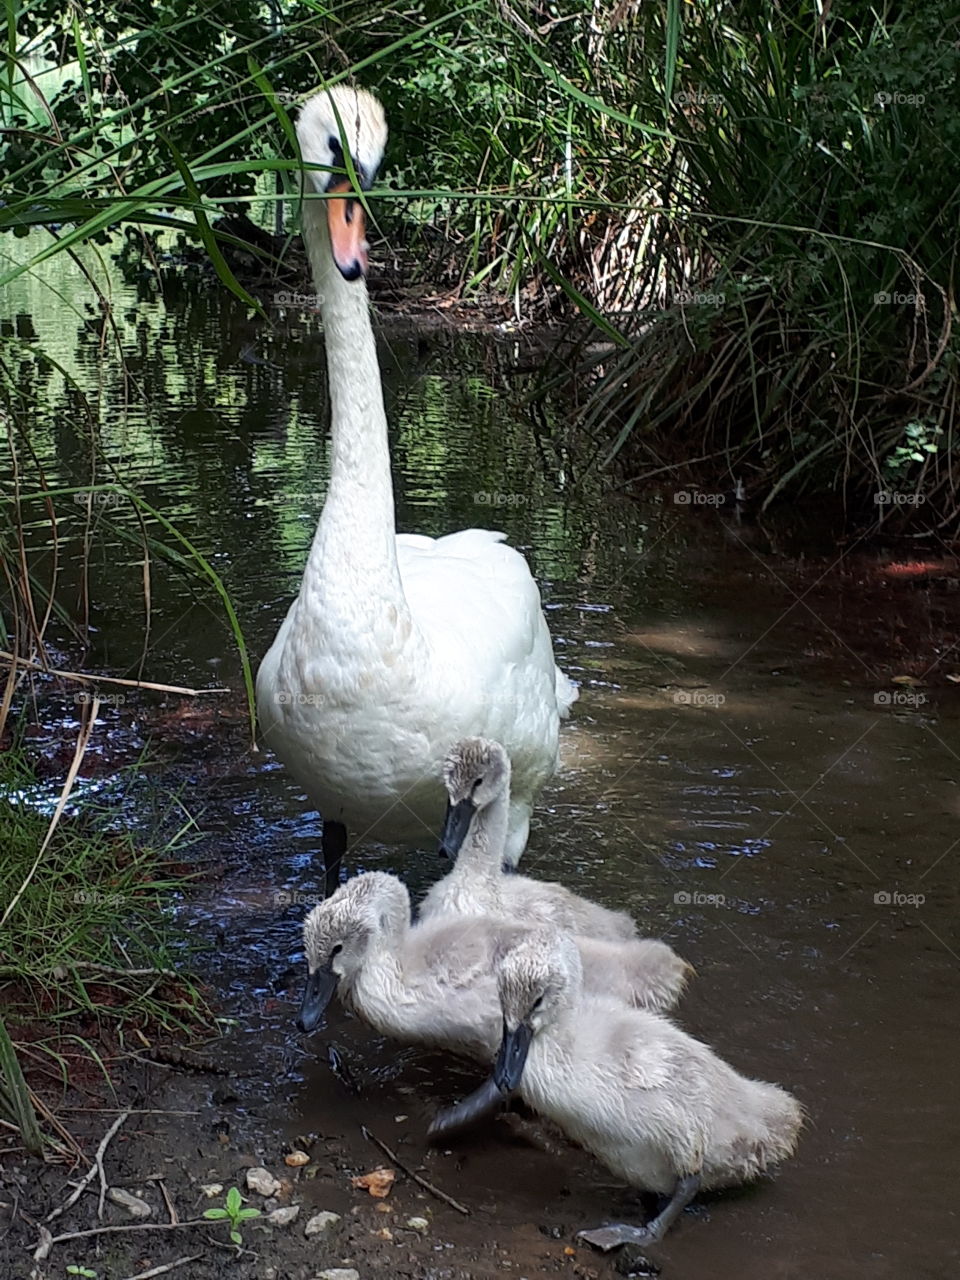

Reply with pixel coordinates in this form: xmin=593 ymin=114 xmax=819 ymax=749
xmin=34 ymin=1216 xmax=209 ymax=1261
xmin=72 ymin=962 xmax=184 ymax=981
xmin=44 ymin=1109 xmax=129 ymax=1225
xmin=96 ymin=1109 xmax=130 ymax=1219
xmin=120 ymin=1253 xmax=204 ymax=1280
xmin=0 ymin=650 xmax=226 ymax=697
xmin=151 ymin=1175 xmax=179 ymax=1224
xmin=361 ymin=1126 xmax=469 ymax=1216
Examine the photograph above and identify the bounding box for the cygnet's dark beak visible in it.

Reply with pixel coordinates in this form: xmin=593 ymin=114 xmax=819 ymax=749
xmin=426 ymin=1074 xmax=507 ymax=1145
xmin=296 ymin=959 xmax=338 ymax=1033
xmin=438 ymin=797 xmax=475 ymax=859
xmin=493 ymin=1017 xmax=534 ymax=1094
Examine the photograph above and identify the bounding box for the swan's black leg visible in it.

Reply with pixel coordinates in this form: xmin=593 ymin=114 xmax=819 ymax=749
xmin=322 ymin=820 xmax=347 ymax=898
xmin=576 ymin=1172 xmax=701 ymax=1251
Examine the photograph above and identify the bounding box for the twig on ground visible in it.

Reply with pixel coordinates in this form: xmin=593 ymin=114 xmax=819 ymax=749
xmin=361 ymin=1125 xmax=470 ymax=1216
xmin=72 ymin=962 xmax=185 ymax=980
xmin=33 ymin=1216 xmax=208 ymax=1261
xmin=151 ymin=1175 xmax=179 ymax=1224
xmin=44 ymin=1108 xmax=129 ymax=1225
xmin=0 ymin=650 xmax=226 ymax=697
xmin=96 ymin=1109 xmax=130 ymax=1218
xmin=120 ymin=1254 xmax=204 ymax=1280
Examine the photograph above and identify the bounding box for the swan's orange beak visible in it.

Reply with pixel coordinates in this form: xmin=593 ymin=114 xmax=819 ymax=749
xmin=326 ymin=179 xmax=368 ymax=281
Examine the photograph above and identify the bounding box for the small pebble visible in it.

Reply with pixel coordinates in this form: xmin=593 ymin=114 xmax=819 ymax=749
xmin=406 ymin=1216 xmax=429 ymax=1231
xmin=285 ymin=1149 xmax=310 ymax=1167
xmin=304 ymin=1210 xmax=342 ymax=1238
xmin=394 ymin=1115 xmax=408 ymax=1122
xmin=246 ymin=1167 xmax=282 ymax=1198
xmin=199 ymin=1183 xmax=223 ymax=1198
xmin=267 ymin=1205 xmax=301 ymax=1227
xmin=315 ymin=1271 xmax=359 ymax=1280
xmin=106 ymin=1188 xmax=151 ymax=1220
xmin=374 ymin=1227 xmax=393 ymax=1240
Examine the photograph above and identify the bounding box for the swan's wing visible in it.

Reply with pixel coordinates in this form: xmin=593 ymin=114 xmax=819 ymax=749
xmin=396 ymin=528 xmax=564 ymax=689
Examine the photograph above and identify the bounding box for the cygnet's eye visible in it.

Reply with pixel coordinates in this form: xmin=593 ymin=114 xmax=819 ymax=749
xmin=330 ymin=942 xmax=343 ymax=958
xmin=471 ymin=777 xmax=483 ymax=795
xmin=531 ymin=994 xmax=544 ymax=1011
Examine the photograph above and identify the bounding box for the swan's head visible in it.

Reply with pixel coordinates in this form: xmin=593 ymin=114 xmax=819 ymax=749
xmin=493 ymin=930 xmax=581 ymax=1094
xmin=297 ymin=872 xmax=409 ymax=1034
xmin=296 ymin=85 xmax=387 ymax=281
xmin=438 ymin=737 xmax=511 ymax=859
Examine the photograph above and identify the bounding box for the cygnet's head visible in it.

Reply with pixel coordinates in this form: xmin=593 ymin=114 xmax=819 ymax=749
xmin=297 ymin=872 xmax=408 ymax=1034
xmin=493 ymin=930 xmax=582 ymax=1094
xmin=438 ymin=738 xmax=511 ymax=859
xmin=296 ymin=85 xmax=387 ymax=281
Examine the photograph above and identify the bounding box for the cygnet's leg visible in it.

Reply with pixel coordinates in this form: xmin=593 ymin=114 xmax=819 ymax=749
xmin=576 ymin=1172 xmax=701 ymax=1251
xmin=322 ymin=820 xmax=347 ymax=898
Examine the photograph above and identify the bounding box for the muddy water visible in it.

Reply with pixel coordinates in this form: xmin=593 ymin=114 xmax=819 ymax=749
xmin=6 ymin=254 xmax=960 ymax=1276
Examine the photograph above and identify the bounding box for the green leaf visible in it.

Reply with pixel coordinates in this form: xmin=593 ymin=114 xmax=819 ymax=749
xmin=203 ymin=1208 xmax=229 ymax=1220
xmin=225 ymin=1186 xmax=243 ymax=1213
xmin=229 ymin=1228 xmax=242 ymax=1245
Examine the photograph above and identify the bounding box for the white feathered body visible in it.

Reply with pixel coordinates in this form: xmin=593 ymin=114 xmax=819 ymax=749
xmin=258 ymin=529 xmax=574 ymax=861
xmin=321 ymin=879 xmax=684 ymax=1059
xmin=420 ymin=858 xmax=638 ymax=941
xmin=520 ymin=1000 xmax=802 ymax=1193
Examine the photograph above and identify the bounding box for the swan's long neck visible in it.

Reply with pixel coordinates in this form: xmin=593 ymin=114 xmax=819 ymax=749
xmin=456 ymin=788 xmax=511 ymax=887
xmin=299 ymin=197 xmax=406 ymax=614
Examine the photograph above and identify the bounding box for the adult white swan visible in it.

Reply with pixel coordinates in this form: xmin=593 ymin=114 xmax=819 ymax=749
xmin=256 ymin=86 xmax=577 ymax=892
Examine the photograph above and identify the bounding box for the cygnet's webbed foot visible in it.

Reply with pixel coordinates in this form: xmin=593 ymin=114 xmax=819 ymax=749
xmin=577 ymin=1172 xmax=701 ymax=1251
xmin=576 ymin=1223 xmax=658 ymax=1252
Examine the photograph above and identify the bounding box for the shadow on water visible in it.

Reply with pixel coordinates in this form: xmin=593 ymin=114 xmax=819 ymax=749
xmin=4 ymin=241 xmax=960 ymax=1276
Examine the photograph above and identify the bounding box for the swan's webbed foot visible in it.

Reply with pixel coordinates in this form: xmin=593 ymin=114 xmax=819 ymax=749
xmin=576 ymin=1173 xmax=701 ymax=1251
xmin=322 ymin=820 xmax=347 ymax=898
